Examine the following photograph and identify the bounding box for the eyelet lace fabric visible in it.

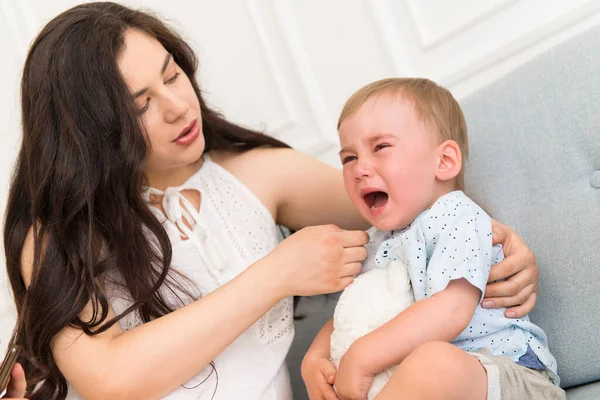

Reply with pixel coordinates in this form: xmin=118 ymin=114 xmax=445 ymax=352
xmin=76 ymin=154 xmax=296 ymax=399
xmin=196 ymin=156 xmax=293 ymax=346
xmin=107 ymin=153 xmax=293 ymax=342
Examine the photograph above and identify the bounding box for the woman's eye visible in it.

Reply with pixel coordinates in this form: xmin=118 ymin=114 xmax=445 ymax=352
xmin=165 ymin=72 xmax=180 ymax=84
xmin=341 ymin=156 xmax=357 ymax=165
xmin=374 ymin=143 xmax=390 ymax=151
xmin=138 ymin=98 xmax=150 ymax=115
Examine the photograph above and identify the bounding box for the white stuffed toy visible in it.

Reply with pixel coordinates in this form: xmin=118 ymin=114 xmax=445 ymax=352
xmin=330 ymin=260 xmax=415 ymax=399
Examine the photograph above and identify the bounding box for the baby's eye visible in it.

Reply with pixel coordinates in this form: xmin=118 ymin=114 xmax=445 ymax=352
xmin=374 ymin=143 xmax=390 ymax=151
xmin=341 ymin=155 xmax=357 ymax=165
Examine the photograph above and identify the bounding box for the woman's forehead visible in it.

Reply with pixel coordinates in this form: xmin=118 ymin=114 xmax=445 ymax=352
xmin=118 ymin=29 xmax=169 ymax=91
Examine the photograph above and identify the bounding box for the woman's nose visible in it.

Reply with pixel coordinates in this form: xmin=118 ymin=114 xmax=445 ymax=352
xmin=163 ymin=91 xmax=189 ymax=123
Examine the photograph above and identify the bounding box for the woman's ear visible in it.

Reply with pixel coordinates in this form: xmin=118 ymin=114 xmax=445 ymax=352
xmin=435 ymin=140 xmax=462 ymax=182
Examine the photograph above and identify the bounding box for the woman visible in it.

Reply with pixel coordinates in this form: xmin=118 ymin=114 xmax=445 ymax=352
xmin=3 ymin=3 xmax=539 ymax=399
xmin=1 ymin=363 xmax=26 ymax=399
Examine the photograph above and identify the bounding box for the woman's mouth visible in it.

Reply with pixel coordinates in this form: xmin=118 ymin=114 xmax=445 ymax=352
xmin=363 ymin=191 xmax=388 ymax=213
xmin=173 ymin=120 xmax=199 ymax=145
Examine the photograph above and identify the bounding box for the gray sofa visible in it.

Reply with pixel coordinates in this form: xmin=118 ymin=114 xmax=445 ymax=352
xmin=287 ymin=22 xmax=600 ymax=400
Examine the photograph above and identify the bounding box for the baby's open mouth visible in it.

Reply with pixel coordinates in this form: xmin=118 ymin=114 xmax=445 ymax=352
xmin=364 ymin=191 xmax=388 ymax=210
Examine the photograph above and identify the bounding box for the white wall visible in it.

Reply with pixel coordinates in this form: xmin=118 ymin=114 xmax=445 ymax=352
xmin=2 ymin=0 xmax=600 ymax=358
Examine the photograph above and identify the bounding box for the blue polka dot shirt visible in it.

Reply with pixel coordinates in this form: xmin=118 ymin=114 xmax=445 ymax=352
xmin=362 ymin=191 xmax=560 ymax=384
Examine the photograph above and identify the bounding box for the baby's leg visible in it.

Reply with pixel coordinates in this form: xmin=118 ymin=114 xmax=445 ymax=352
xmin=374 ymin=341 xmax=487 ymax=400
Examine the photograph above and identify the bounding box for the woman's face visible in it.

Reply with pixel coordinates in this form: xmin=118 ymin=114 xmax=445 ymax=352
xmin=118 ymin=29 xmax=204 ymax=182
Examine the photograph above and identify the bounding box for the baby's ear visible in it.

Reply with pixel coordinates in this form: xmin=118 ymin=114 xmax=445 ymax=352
xmin=435 ymin=140 xmax=462 ymax=182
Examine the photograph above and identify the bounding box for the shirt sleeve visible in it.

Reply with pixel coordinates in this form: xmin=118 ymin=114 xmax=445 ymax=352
xmin=419 ymin=197 xmax=494 ymax=302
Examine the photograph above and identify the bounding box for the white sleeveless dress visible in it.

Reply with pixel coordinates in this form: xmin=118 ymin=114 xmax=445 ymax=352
xmin=67 ymin=154 xmax=295 ymax=400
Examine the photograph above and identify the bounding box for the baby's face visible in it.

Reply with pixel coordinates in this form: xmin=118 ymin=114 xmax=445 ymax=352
xmin=338 ymin=94 xmax=441 ymax=231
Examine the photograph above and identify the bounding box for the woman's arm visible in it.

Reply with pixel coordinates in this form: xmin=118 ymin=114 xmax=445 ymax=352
xmin=213 ymin=147 xmax=370 ymax=231
xmin=21 ymin=225 xmax=368 ymax=400
xmin=273 ymin=150 xmax=370 ymax=231
xmin=52 ymin=263 xmax=284 ymax=400
xmin=216 ymin=148 xmax=538 ymax=316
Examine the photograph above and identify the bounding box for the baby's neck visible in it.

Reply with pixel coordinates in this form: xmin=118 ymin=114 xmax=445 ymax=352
xmin=386 ymin=184 xmax=460 ymax=232
xmin=427 ymin=183 xmax=459 ymax=210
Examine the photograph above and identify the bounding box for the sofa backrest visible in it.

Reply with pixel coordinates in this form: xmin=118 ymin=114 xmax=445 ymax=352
xmin=462 ymin=25 xmax=600 ymax=388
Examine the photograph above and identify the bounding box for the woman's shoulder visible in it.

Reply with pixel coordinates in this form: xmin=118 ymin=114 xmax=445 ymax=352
xmin=207 ymin=147 xmax=299 ymax=218
xmin=208 ymin=147 xmax=302 ymax=195
xmin=19 ymin=226 xmax=37 ymax=287
xmin=208 ymin=146 xmax=297 ymax=172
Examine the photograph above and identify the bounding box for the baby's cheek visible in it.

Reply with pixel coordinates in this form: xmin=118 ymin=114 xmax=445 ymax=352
xmin=342 ymin=174 xmax=356 ymax=197
xmin=349 ymin=192 xmax=365 ymax=212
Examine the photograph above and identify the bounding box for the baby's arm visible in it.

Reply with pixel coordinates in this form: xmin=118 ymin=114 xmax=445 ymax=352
xmin=337 ymin=194 xmax=496 ymax=400
xmin=304 ymin=319 xmax=334 ymax=364
xmin=302 ymin=320 xmax=339 ymax=399
xmin=340 ymin=278 xmax=480 ymax=377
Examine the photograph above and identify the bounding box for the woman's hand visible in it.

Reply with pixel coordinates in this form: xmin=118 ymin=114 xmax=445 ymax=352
xmin=268 ymin=225 xmax=369 ymax=297
xmin=2 ymin=363 xmax=27 ymax=399
xmin=483 ymin=220 xmax=539 ymax=318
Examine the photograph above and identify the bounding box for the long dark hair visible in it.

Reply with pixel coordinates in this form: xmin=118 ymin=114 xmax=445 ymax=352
xmin=3 ymin=2 xmax=289 ymax=398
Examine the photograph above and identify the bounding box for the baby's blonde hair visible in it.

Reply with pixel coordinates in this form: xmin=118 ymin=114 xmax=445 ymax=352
xmin=338 ymin=78 xmax=469 ymax=191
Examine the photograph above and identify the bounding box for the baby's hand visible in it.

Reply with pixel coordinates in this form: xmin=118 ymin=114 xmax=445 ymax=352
xmin=334 ymin=350 xmax=374 ymax=400
xmin=301 ymin=354 xmax=339 ymax=400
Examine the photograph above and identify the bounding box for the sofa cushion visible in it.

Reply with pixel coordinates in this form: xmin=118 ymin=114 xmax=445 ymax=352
xmin=566 ymin=381 xmax=600 ymax=400
xmin=462 ymin=25 xmax=600 ymax=388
